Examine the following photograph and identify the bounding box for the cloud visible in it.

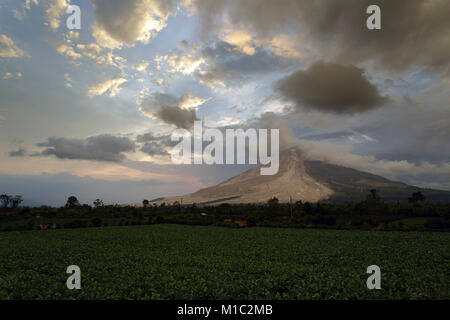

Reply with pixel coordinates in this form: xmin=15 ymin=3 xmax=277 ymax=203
xmin=136 ymin=60 xmax=150 ymax=72
xmin=25 ymin=0 xmax=39 ymax=9
xmin=9 ymin=147 xmax=27 ymax=157
xmin=179 ymin=94 xmax=210 ymax=109
xmin=255 ymin=112 xmax=296 ymax=151
xmin=3 ymin=72 xmax=23 ymax=80
xmin=164 ymin=41 xmax=295 ymax=87
xmin=219 ymin=28 xmax=306 ymax=58
xmin=36 ymin=135 xmax=136 ymax=162
xmin=64 ymin=73 xmax=72 ymax=87
xmin=140 ymin=142 xmax=169 ymax=156
xmin=138 ymin=92 xmax=209 ymax=129
xmin=13 ymin=0 xmax=39 ymax=20
xmin=45 ymin=0 xmax=69 ymax=30
xmin=190 ymin=0 xmax=450 ymax=75
xmin=295 ymin=138 xmax=450 ymax=190
xmin=87 ymin=78 xmax=127 ymax=97
xmin=56 ymin=44 xmax=82 ymax=59
xmin=92 ymin=0 xmax=176 ymax=49
xmin=353 ymin=92 xmax=450 ymax=163
xmin=199 ymin=41 xmax=281 ymax=87
xmin=275 ymin=61 xmax=387 ymax=114
xmin=0 ymin=34 xmax=27 ymax=58
xmin=65 ymin=30 xmax=79 ymax=42
xmin=165 ymin=50 xmax=206 ymax=75
xmin=153 ymin=78 xmax=168 ymax=87
xmin=156 ymin=106 xmax=198 ymax=129
xmin=199 ymin=41 xmax=296 ymax=87
xmin=77 ymin=43 xmax=127 ymax=68
xmin=135 ymin=132 xmax=170 ymax=142
xmin=75 ymin=43 xmax=101 ymax=59
xmin=56 ymin=41 xmax=128 ymax=69
xmin=136 ymin=132 xmax=172 ymax=156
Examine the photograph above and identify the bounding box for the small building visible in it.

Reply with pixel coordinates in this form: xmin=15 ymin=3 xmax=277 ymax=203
xmin=234 ymin=220 xmax=248 ymax=228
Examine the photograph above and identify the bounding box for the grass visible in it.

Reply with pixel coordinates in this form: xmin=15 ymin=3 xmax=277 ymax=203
xmin=0 ymin=224 xmax=449 ymax=299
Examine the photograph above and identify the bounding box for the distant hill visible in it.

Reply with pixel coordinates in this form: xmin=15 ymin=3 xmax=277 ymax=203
xmin=155 ymin=148 xmax=450 ymax=205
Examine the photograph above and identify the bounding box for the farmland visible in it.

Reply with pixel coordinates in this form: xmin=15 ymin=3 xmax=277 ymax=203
xmin=0 ymin=224 xmax=449 ymax=299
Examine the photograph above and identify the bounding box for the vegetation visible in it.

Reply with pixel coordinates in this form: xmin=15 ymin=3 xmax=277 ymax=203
xmin=0 ymin=190 xmax=448 ymax=299
xmin=0 ymin=224 xmax=448 ymax=299
xmin=1 ymin=191 xmax=449 ymax=233
xmin=408 ymin=191 xmax=426 ymax=205
xmin=65 ymin=196 xmax=80 ymax=208
xmin=0 ymin=194 xmax=23 ymax=209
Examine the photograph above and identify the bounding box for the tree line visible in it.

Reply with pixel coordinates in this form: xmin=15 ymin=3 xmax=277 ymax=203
xmin=0 ymin=189 xmax=448 ymax=232
xmin=0 ymin=194 xmax=23 ymax=209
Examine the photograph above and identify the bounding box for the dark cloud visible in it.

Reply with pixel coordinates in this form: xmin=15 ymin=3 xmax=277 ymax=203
xmin=36 ymin=135 xmax=136 ymax=162
xmin=136 ymin=132 xmax=172 ymax=156
xmin=136 ymin=132 xmax=170 ymax=143
xmin=191 ymin=0 xmax=450 ymax=74
xmin=196 ymin=41 xmax=293 ymax=86
xmin=139 ymin=93 xmax=204 ymax=129
xmin=9 ymin=147 xmax=26 ymax=157
xmin=275 ymin=61 xmax=387 ymax=114
xmin=299 ymin=131 xmax=354 ymax=141
xmin=155 ymin=106 xmax=198 ymax=130
xmin=352 ymin=97 xmax=450 ymax=163
xmin=140 ymin=142 xmax=169 ymax=156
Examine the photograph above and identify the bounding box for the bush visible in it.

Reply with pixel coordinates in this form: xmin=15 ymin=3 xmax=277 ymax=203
xmin=312 ymin=215 xmax=336 ymax=226
xmin=425 ymin=219 xmax=450 ymax=230
xmin=91 ymin=217 xmax=102 ymax=227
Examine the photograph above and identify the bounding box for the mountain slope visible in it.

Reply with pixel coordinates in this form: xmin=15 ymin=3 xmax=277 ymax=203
xmin=303 ymin=160 xmax=450 ymax=203
xmin=157 ymin=148 xmax=450 ymax=205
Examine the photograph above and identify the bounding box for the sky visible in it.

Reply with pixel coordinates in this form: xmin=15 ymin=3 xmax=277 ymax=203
xmin=0 ymin=0 xmax=449 ymax=206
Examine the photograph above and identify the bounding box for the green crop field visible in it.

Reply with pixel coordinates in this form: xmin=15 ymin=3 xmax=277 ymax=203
xmin=0 ymin=224 xmax=449 ymax=299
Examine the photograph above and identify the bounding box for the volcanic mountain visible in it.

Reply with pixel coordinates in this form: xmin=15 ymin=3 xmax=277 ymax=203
xmin=157 ymin=148 xmax=450 ymax=205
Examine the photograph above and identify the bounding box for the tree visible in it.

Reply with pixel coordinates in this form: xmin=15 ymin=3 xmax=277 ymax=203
xmin=366 ymin=189 xmax=380 ymax=204
xmin=0 ymin=194 xmax=10 ymax=208
xmin=142 ymin=199 xmax=149 ymax=208
xmin=66 ymin=196 xmax=80 ymax=208
xmin=267 ymin=197 xmax=279 ymax=206
xmin=304 ymin=202 xmax=312 ymax=214
xmin=91 ymin=217 xmax=102 ymax=227
xmin=408 ymin=191 xmax=426 ymax=206
xmin=10 ymin=195 xmax=23 ymax=209
xmin=93 ymin=199 xmax=104 ymax=208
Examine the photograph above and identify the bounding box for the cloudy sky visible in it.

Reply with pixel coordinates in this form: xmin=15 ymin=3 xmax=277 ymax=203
xmin=1 ymin=0 xmax=449 ymax=206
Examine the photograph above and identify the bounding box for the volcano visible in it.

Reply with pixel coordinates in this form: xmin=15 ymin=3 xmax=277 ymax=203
xmin=157 ymin=148 xmax=450 ymax=205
